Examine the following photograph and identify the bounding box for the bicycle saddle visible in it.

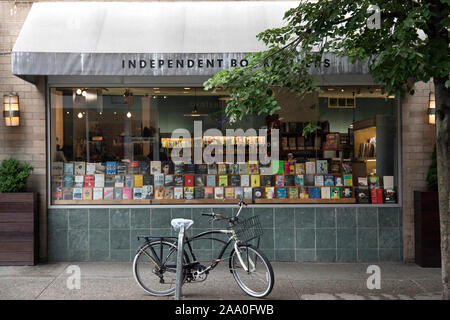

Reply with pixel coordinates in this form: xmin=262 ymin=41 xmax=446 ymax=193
xmin=171 ymin=218 xmax=194 ymax=232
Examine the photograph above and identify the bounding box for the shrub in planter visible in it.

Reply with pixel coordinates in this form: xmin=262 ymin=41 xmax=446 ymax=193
xmin=0 ymin=158 xmax=33 ymax=193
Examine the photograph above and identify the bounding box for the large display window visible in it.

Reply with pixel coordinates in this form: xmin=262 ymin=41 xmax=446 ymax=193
xmin=49 ymin=87 xmax=398 ymax=205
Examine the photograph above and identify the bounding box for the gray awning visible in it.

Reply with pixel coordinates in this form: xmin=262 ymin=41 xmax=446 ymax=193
xmin=12 ymin=1 xmax=370 ymax=83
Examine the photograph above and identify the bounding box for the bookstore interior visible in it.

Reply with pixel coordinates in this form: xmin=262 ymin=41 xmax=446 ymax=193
xmin=49 ymin=86 xmax=398 ymax=205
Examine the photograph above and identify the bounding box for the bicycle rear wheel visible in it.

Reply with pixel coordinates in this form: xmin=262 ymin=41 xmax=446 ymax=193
xmin=229 ymin=244 xmax=274 ymax=298
xmin=133 ymin=240 xmax=188 ymax=296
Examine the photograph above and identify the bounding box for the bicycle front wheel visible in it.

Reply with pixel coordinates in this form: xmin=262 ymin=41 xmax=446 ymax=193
xmin=133 ymin=240 xmax=188 ymax=296
xmin=229 ymin=244 xmax=274 ymax=298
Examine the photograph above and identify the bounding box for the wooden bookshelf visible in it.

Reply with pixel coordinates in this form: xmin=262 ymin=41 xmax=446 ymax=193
xmin=254 ymin=198 xmax=356 ymax=204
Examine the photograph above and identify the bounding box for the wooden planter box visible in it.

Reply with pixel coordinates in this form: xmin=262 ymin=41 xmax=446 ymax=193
xmin=414 ymin=191 xmax=441 ymax=268
xmin=0 ymin=193 xmax=38 ymax=265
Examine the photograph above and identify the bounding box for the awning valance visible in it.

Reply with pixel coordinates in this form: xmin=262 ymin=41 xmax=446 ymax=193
xmin=12 ymin=1 xmax=370 ymax=83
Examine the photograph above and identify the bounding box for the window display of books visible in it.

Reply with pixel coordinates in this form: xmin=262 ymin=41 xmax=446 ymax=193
xmin=51 ymin=160 xmax=395 ymax=204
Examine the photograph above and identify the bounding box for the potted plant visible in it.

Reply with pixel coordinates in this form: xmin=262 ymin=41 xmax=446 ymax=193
xmin=414 ymin=146 xmax=441 ymax=267
xmin=302 ymin=121 xmax=322 ymax=158
xmin=0 ymin=158 xmax=38 ymax=265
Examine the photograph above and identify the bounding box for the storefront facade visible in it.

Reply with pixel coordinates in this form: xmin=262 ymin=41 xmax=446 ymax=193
xmin=1 ymin=1 xmax=435 ymax=263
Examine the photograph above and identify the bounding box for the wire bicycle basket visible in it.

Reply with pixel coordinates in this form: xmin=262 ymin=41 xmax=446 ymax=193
xmin=231 ymin=215 xmax=263 ymax=243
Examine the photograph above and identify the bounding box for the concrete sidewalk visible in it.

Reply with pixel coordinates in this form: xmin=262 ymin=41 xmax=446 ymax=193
xmin=0 ymin=262 xmax=442 ymax=300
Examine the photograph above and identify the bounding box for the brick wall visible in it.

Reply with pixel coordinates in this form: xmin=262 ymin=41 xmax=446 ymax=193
xmin=400 ymin=81 xmax=436 ymax=262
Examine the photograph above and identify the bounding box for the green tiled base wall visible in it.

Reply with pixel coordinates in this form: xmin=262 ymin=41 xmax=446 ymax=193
xmin=47 ymin=206 xmax=402 ymax=262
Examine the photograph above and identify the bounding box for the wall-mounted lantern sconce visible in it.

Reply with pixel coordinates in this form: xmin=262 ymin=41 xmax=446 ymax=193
xmin=428 ymin=92 xmax=435 ymax=125
xmin=3 ymin=92 xmax=20 ymax=127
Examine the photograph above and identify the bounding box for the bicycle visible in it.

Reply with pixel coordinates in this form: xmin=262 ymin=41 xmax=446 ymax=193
xmin=132 ymin=198 xmax=275 ymax=298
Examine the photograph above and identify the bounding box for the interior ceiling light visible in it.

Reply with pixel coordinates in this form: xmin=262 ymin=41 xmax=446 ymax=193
xmin=184 ymin=88 xmax=208 ymax=117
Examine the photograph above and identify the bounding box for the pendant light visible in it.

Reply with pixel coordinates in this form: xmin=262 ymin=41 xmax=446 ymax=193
xmin=184 ymin=88 xmax=208 ymax=117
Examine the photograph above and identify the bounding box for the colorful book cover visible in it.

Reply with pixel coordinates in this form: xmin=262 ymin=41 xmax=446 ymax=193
xmin=321 ymin=186 xmax=331 ymax=199
xmin=52 ymin=185 xmax=62 ymax=200
xmin=342 ymin=161 xmax=352 ymax=174
xmin=275 ymin=174 xmax=285 ymax=187
xmin=295 ymin=162 xmax=305 ymax=175
xmin=224 ymin=187 xmax=235 ymax=199
xmin=154 ymin=174 xmax=165 ymax=187
xmin=284 ymin=175 xmax=295 ymax=186
xmin=384 ymin=189 xmax=396 ymax=203
xmin=82 ymin=187 xmax=92 ymax=200
xmin=288 ymin=187 xmax=298 ymax=199
xmin=122 ymin=187 xmax=132 ymax=200
xmin=263 ymin=175 xmax=274 ymax=186
xmin=289 ymin=164 xmax=295 ymax=175
xmin=204 ymin=187 xmax=214 ymax=199
xmin=316 ymin=160 xmax=328 ymax=174
xmin=106 ymin=161 xmax=117 ymax=175
xmin=335 ymin=176 xmax=343 ymax=187
xmin=314 ymin=175 xmax=324 ymax=187
xmin=309 ymin=187 xmax=321 ymax=199
xmin=218 ymin=175 xmax=228 ymax=187
xmin=63 ymin=175 xmax=73 ymax=188
xmin=114 ymin=188 xmax=123 ymax=200
xmin=324 ymin=174 xmax=334 ymax=187
xmin=95 ymin=163 xmax=106 ymax=174
xmin=116 ymin=162 xmax=127 ymax=175
xmin=94 ymin=174 xmax=105 ymax=188
xmin=238 ymin=163 xmax=248 ymax=175
xmin=128 ymin=161 xmax=139 ymax=174
xmin=93 ymin=187 xmax=103 ymax=200
xmin=52 ymin=162 xmax=64 ymax=176
xmin=230 ymin=175 xmax=241 ymax=187
xmin=248 ymin=161 xmax=259 ymax=174
xmin=194 ymin=174 xmax=204 ymax=186
xmin=240 ymin=175 xmax=250 ymax=187
xmin=259 ymin=166 xmax=272 ymax=175
xmin=243 ymin=187 xmax=253 ymax=199
xmin=184 ymin=174 xmax=195 ymax=187
xmin=251 ymin=175 xmax=260 ymax=187
xmin=174 ymin=175 xmax=184 ymax=187
xmin=330 ymin=160 xmax=341 ymax=174
xmin=104 ymin=187 xmax=114 ymax=200
xmin=112 ymin=175 xmax=123 ymax=188
xmin=164 ymin=174 xmax=174 ymax=186
xmin=86 ymin=163 xmax=96 ymax=175
xmin=383 ymin=176 xmax=394 ymax=190
xmin=64 ymin=162 xmax=74 ymax=175
xmin=265 ymin=187 xmax=275 ymax=199
xmin=184 ymin=187 xmax=194 ymax=200
xmin=206 ymin=175 xmax=216 ymax=187
xmin=369 ymin=176 xmax=380 ymax=189
xmin=217 ymin=163 xmax=228 ymax=175
xmin=271 ymin=160 xmax=284 ymax=174
xmin=84 ymin=175 xmax=94 ymax=188
xmin=325 ymin=133 xmax=339 ymax=150
xmin=162 ymin=161 xmax=173 ymax=175
xmin=214 ymin=187 xmax=224 ymax=199
xmin=371 ymin=188 xmax=378 ymax=204
xmin=305 ymin=161 xmax=316 ymax=174
xmin=252 ymin=187 xmax=263 ymax=199
xmin=343 ymin=174 xmax=353 ymax=187
xmin=355 ymin=187 xmax=370 ymax=203
xmin=295 ymin=174 xmax=304 ymax=186
xmin=174 ymin=161 xmax=185 ymax=174
xmin=105 ymin=175 xmax=115 ymax=188
xmin=358 ymin=177 xmax=368 ymax=187
xmin=132 ymin=174 xmax=143 ymax=187
xmin=276 ymin=187 xmax=287 ymax=199
xmin=174 ymin=187 xmax=183 ymax=199
xmin=284 ymin=162 xmax=290 ymax=175
xmin=150 ymin=161 xmax=162 ymax=174
xmin=62 ymin=188 xmax=73 ymax=200
xmin=343 ymin=187 xmax=353 ymax=198
xmin=154 ymin=186 xmax=165 ymax=200
xmin=299 ymin=186 xmax=310 ymax=199
xmin=235 ymin=187 xmax=244 ymax=200
xmin=207 ymin=163 xmax=218 ymax=175
xmin=74 ymin=175 xmax=84 ymax=188
xmin=142 ymin=185 xmax=153 ymax=199
xmin=194 ymin=187 xmax=204 ymax=199
xmin=73 ymin=188 xmax=83 ymax=200
xmin=125 ymin=175 xmax=134 ymax=188
xmin=164 ymin=187 xmax=174 ymax=199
